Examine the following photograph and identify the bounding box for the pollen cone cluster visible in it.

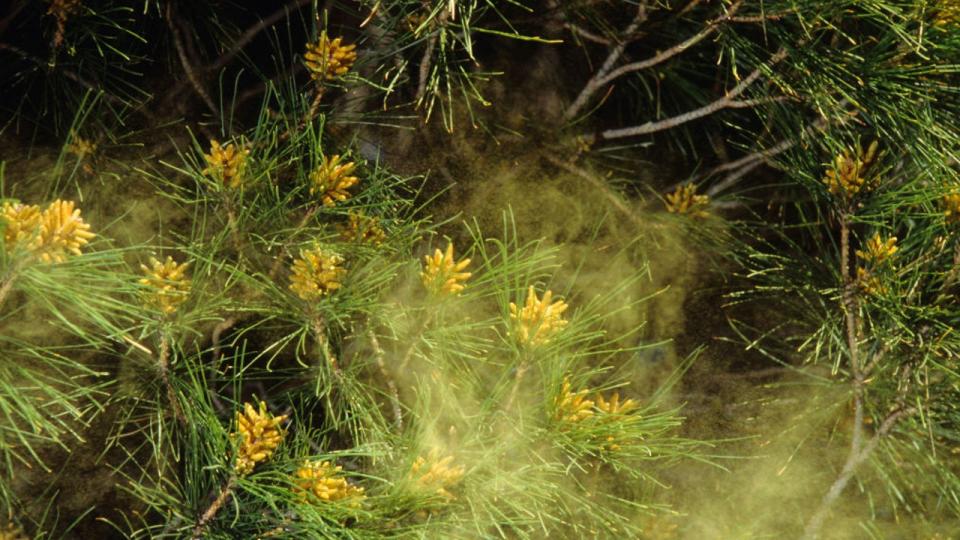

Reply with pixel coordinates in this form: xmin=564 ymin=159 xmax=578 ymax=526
xmin=2 ymin=199 xmax=95 ymax=263
xmin=0 ymin=522 xmax=28 ymax=540
xmin=555 ymin=377 xmax=640 ymax=450
xmin=595 ymin=391 xmax=638 ymax=416
xmin=304 ymin=33 xmax=357 ymax=81
xmin=67 ymin=132 xmax=96 ymax=161
xmin=822 ymin=141 xmax=879 ymax=200
xmin=856 ymin=234 xmax=898 ymax=266
xmin=409 ymin=449 xmax=465 ymax=500
xmin=855 ymin=233 xmax=897 ymax=296
xmin=555 ymin=378 xmax=595 ymax=423
xmin=943 ymin=192 xmax=960 ymax=225
xmin=1 ymin=202 xmax=42 ymax=252
xmin=856 ymin=267 xmax=887 ymax=296
xmin=639 ymin=515 xmax=680 ymax=540
xmin=36 ymin=200 xmax=96 ymax=263
xmin=420 ymin=242 xmax=471 ymax=295
xmin=47 ymin=0 xmax=81 ymax=49
xmin=294 ymin=460 xmax=365 ymax=506
xmin=139 ymin=256 xmax=191 ymax=315
xmin=556 ymin=379 xmax=638 ymax=424
xmin=340 ymin=212 xmax=386 ymax=245
xmin=202 ymin=140 xmax=250 ymax=189
xmin=233 ymin=401 xmax=287 ymax=476
xmin=510 ymin=286 xmax=568 ymax=346
xmin=664 ymin=184 xmax=710 ymax=218
xmin=289 ymin=247 xmax=346 ymax=301
xmin=935 ymin=0 xmax=960 ymax=26
xmin=310 ymin=155 xmax=359 ymax=207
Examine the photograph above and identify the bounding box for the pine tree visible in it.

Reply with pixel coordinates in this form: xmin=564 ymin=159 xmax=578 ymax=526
xmin=0 ymin=0 xmax=958 ymax=538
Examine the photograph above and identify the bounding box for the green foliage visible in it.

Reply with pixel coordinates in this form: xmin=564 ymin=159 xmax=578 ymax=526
xmin=2 ymin=0 xmax=960 ymax=537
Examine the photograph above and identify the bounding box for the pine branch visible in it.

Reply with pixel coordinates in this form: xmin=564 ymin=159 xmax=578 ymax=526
xmin=801 ymin=217 xmax=915 ymax=538
xmin=209 ymin=0 xmax=312 ymax=73
xmin=192 ymin=475 xmax=237 ymax=539
xmin=596 ymin=48 xmax=787 ymax=142
xmin=158 ymin=334 xmax=186 ymax=425
xmin=563 ymin=2 xmax=651 ymax=121
xmin=801 ymin=406 xmax=915 ymax=539
xmin=166 ymin=4 xmax=219 ymax=120
xmin=541 ymin=153 xmax=642 ymax=228
xmin=367 ymin=329 xmax=403 ymax=430
xmin=416 ymin=9 xmax=452 ymax=105
xmin=563 ymin=22 xmax=613 ymax=45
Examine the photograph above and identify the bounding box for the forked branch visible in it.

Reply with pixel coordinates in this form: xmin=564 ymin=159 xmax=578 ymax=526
xmin=596 ymin=48 xmax=787 ymax=141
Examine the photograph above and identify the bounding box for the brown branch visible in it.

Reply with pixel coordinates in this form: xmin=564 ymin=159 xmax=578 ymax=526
xmin=0 ymin=1 xmax=28 ymax=38
xmin=397 ymin=314 xmax=431 ymax=374
xmin=209 ymin=0 xmax=312 ymax=73
xmin=564 ymin=1 xmax=757 ymax=121
xmin=167 ymin=0 xmax=311 ymax=107
xmin=839 ymin=215 xmax=861 ymax=377
xmin=0 ymin=263 xmax=23 ymax=313
xmin=700 ymin=101 xmax=853 ymax=196
xmin=801 ymin=407 xmax=914 ymax=539
xmin=563 ymin=3 xmax=650 ymax=121
xmin=158 ymin=334 xmax=186 ymax=425
xmin=235 ymin=63 xmax=307 ymax=108
xmin=597 ymin=48 xmax=787 ymax=141
xmin=724 ymin=96 xmax=792 ymax=108
xmin=591 ymin=1 xmax=744 ymax=91
xmin=0 ymin=42 xmax=136 ymax=109
xmin=541 ymin=153 xmax=642 ymax=228
xmin=504 ymin=361 xmax=529 ymax=411
xmin=192 ymin=475 xmax=237 ymax=539
xmin=861 ymin=340 xmax=892 ymax=377
xmin=166 ymin=4 xmax=219 ymax=118
xmin=675 ymin=0 xmax=708 ymax=18
xmin=265 ymin=203 xmax=320 ymax=284
xmin=801 ymin=213 xmax=917 ymax=540
xmin=726 ymin=13 xmax=790 ymax=23
xmin=416 ymin=10 xmax=450 ymax=105
xmin=368 ymin=329 xmax=403 ymax=430
xmin=313 ymin=316 xmax=339 ymax=372
xmin=564 ymin=22 xmax=612 ymax=45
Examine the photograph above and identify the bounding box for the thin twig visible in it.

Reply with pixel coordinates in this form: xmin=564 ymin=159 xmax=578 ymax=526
xmin=801 ymin=407 xmax=914 ymax=539
xmin=675 ymin=0 xmax=708 ymax=18
xmin=564 ymin=1 xmax=761 ymax=121
xmin=192 ymin=475 xmax=237 ymax=539
xmin=726 ymin=12 xmax=791 ymax=23
xmin=210 ymin=0 xmax=312 ymax=73
xmin=313 ymin=316 xmax=339 ymax=372
xmin=397 ymin=311 xmax=433 ymax=373
xmin=590 ymin=2 xmax=744 ymax=92
xmin=700 ymin=134 xmax=802 ymax=195
xmin=305 ymin=86 xmax=327 ymax=125
xmin=168 ymin=0 xmax=311 ymax=103
xmin=266 ymin=204 xmax=320 ymax=282
xmin=0 ymin=1 xmax=27 ymax=38
xmin=367 ymin=329 xmax=403 ymax=430
xmin=208 ymin=316 xmax=238 ymax=415
xmin=697 ymin=102 xmax=850 ymax=196
xmin=800 ymin=212 xmax=907 ymax=540
xmin=158 ymin=334 xmax=187 ymax=425
xmin=504 ymin=361 xmax=530 ymax=411
xmin=541 ymin=153 xmax=642 ymax=228
xmin=563 ymin=2 xmax=650 ymax=121
xmin=597 ymin=48 xmax=787 ymax=141
xmin=416 ymin=10 xmax=451 ymax=105
xmin=0 ymin=264 xmax=22 ymax=313
xmin=166 ymin=4 xmax=219 ymax=118
xmin=564 ymin=23 xmax=612 ymax=45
